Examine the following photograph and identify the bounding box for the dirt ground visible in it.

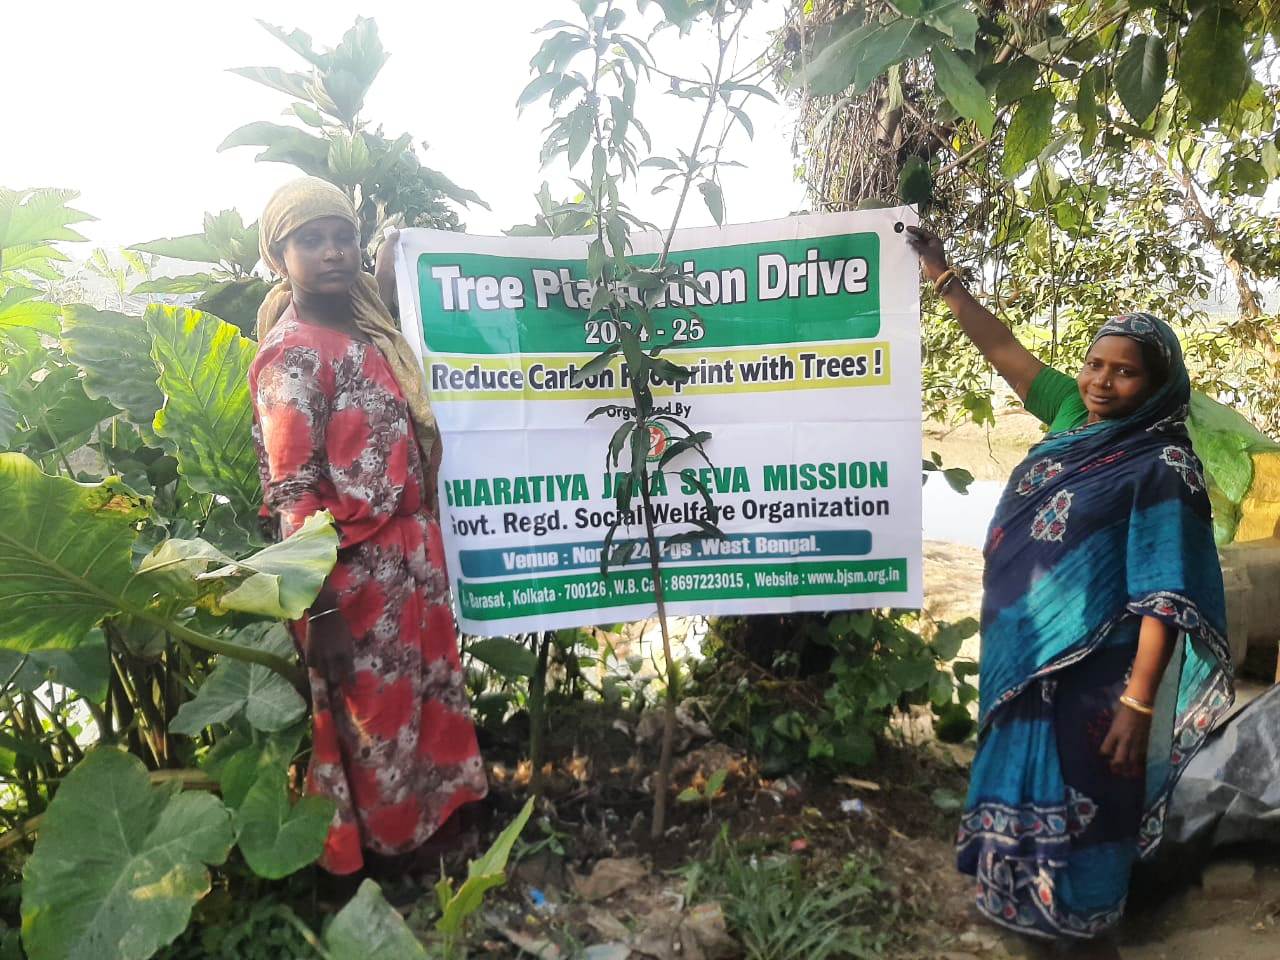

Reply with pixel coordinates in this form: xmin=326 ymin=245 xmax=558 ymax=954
xmin=453 ymin=532 xmax=1279 ymax=959
xmin=471 ymin=708 xmax=1280 ymax=960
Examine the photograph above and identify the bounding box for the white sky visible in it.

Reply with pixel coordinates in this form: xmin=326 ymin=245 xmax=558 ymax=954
xmin=4 ymin=1 xmax=806 ymax=250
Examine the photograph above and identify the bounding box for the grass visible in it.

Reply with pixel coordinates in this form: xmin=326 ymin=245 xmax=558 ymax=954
xmin=681 ymin=828 xmax=891 ymax=960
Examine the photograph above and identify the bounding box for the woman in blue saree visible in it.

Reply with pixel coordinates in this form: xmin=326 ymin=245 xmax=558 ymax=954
xmin=908 ymin=228 xmax=1233 ymax=956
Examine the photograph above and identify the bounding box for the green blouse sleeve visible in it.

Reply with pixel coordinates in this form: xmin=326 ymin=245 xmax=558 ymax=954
xmin=1024 ymin=367 xmax=1085 ymax=432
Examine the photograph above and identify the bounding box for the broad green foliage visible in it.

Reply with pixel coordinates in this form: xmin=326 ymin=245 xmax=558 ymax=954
xmin=0 ymin=451 xmax=330 ymax=677
xmin=1177 ymin=7 xmax=1250 ymax=124
xmin=141 ymin=512 xmax=338 ymax=621
xmin=170 ymin=625 xmax=307 ymax=735
xmin=703 ymin=612 xmax=979 ymax=770
xmin=61 ymin=305 xmax=165 ymax=424
xmin=0 ymin=189 xmax=94 ymax=283
xmin=788 ymin=0 xmax=1280 ymax=431
xmin=146 ymin=305 xmax=260 ymax=523
xmin=212 ymin=727 xmax=333 ymax=881
xmin=1114 ymin=34 xmax=1166 ymax=125
xmin=131 ymin=211 xmax=268 ymax=335
xmin=21 ymin=749 xmax=236 ymax=960
xmin=467 ymin=636 xmax=539 ymax=679
xmin=223 ymin=17 xmax=483 ymax=254
xmin=234 ymin=763 xmax=333 ymax=880
xmin=0 ymin=452 xmax=149 ymax=652
xmin=324 ymin=880 xmax=427 ymax=960
xmin=0 ymin=630 xmax=109 ymax=702
xmin=1000 ymin=89 xmax=1054 ymax=178
xmin=930 ymin=45 xmax=993 ymax=136
xmin=0 ymin=287 xmax=60 ymax=336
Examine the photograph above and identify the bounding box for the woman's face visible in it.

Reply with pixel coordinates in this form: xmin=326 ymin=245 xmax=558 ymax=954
xmin=1077 ymin=335 xmax=1152 ymax=421
xmin=280 ymin=216 xmax=360 ymax=296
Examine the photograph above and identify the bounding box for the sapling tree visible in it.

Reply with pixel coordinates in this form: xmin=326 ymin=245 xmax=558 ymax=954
xmin=523 ymin=0 xmax=772 ymax=835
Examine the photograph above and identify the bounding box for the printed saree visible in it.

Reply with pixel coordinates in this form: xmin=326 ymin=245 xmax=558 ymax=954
xmin=956 ymin=314 xmax=1234 ymax=939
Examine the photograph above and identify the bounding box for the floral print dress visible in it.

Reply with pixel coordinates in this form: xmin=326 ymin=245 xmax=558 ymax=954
xmin=249 ymin=307 xmax=486 ymax=875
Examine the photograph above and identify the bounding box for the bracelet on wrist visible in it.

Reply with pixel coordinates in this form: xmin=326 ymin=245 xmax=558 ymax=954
xmin=934 ymin=267 xmax=959 ymax=295
xmin=1118 ymin=694 xmax=1154 ymax=716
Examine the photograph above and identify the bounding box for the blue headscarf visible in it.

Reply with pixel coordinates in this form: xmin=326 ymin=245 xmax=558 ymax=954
xmin=978 ymin=312 xmax=1233 ymax=856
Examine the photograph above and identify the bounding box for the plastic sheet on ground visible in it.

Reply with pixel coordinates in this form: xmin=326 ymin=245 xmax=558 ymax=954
xmin=1161 ymin=682 xmax=1280 ymax=856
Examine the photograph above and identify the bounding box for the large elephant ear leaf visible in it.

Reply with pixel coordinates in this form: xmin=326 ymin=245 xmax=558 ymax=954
xmin=20 ymin=749 xmax=235 ymax=960
xmin=324 ymin=880 xmax=429 ymax=960
xmin=145 ymin=305 xmax=261 ymax=521
xmin=0 ymin=453 xmax=148 ymax=652
xmin=195 ymin=278 xmax=274 ymax=338
xmin=60 ymin=306 xmax=164 ymax=427
xmin=170 ymin=624 xmax=307 ymax=735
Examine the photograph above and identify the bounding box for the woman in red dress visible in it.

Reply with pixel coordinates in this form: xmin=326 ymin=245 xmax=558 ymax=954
xmin=249 ymin=177 xmax=486 ymax=876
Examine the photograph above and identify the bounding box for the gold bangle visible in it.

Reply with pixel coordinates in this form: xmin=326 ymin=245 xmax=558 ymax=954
xmin=1119 ymin=694 xmax=1154 ymax=716
xmin=934 ymin=267 xmax=959 ymax=294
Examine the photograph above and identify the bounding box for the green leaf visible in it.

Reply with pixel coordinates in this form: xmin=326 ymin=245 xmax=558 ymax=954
xmin=1115 ymin=34 xmax=1167 ymax=123
xmin=897 ymin=156 xmax=932 ymax=205
xmin=887 ymin=653 xmax=936 ymax=692
xmin=217 ymin=122 xmax=331 ymax=176
xmin=226 ymin=65 xmax=313 ymax=100
xmin=0 ymin=243 xmax=69 ymax=282
xmin=170 ymin=624 xmax=306 ymax=735
xmin=933 ymin=701 xmax=975 ymax=742
xmin=468 ymin=637 xmax=537 ymax=679
xmin=128 ymin=232 xmax=221 ymax=264
xmin=194 ymin=279 xmax=274 ymax=337
xmin=327 ymin=131 xmax=373 ymax=186
xmin=129 ymin=273 xmax=221 ymax=295
xmin=21 ymin=749 xmax=235 ymax=960
xmin=567 ymin=104 xmax=594 ymax=167
xmin=932 ymin=617 xmax=977 ymax=660
xmin=1000 ymin=88 xmax=1054 ymax=178
xmin=61 ymin=306 xmax=164 ymax=427
xmin=0 ymin=629 xmax=109 ymax=703
xmin=235 ymin=761 xmax=333 ymax=879
xmin=0 ymin=392 xmax=15 ymax=448
xmin=0 ymin=454 xmax=149 ymax=652
xmin=146 ymin=305 xmax=261 ymax=521
xmin=417 ymin=166 xmax=490 ymax=211
xmin=943 ymin=466 xmax=974 ymax=494
xmin=207 ymin=512 xmax=339 ymax=619
xmin=0 ymin=453 xmax=316 ymax=684
xmin=0 ymin=188 xmax=95 ymax=249
xmin=854 ymin=20 xmax=931 ymax=93
xmin=572 ymin=343 xmax=621 ymax=386
xmin=705 ymin=768 xmax=728 ymax=797
xmin=994 ymin=57 xmax=1039 ymax=107
xmin=1076 ymin=68 xmax=1100 ymax=157
xmin=517 ymin=72 xmax=562 ymax=108
xmin=697 ymin=181 xmax=724 ymax=225
xmin=0 ymin=287 xmax=60 ymax=336
xmin=801 ymin=20 xmax=877 ymax=96
xmin=1177 ymin=8 xmax=1250 ymax=123
xmin=325 ymin=880 xmax=428 ymax=960
xmin=930 ymin=46 xmax=995 ymax=137
xmin=437 ymin=799 xmax=534 ymax=936
xmin=919 ymin=0 xmax=978 ymax=51
xmin=256 ymin=20 xmax=327 ymax=68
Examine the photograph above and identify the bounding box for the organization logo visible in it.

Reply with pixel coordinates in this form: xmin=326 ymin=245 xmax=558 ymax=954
xmin=646 ymin=421 xmax=672 ymax=462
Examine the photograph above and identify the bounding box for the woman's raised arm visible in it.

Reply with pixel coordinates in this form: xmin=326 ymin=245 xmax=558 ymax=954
xmin=906 ymin=226 xmax=1044 ymax=402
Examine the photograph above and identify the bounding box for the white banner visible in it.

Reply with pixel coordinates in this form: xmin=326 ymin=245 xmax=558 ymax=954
xmin=393 ymin=209 xmax=922 ymax=635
